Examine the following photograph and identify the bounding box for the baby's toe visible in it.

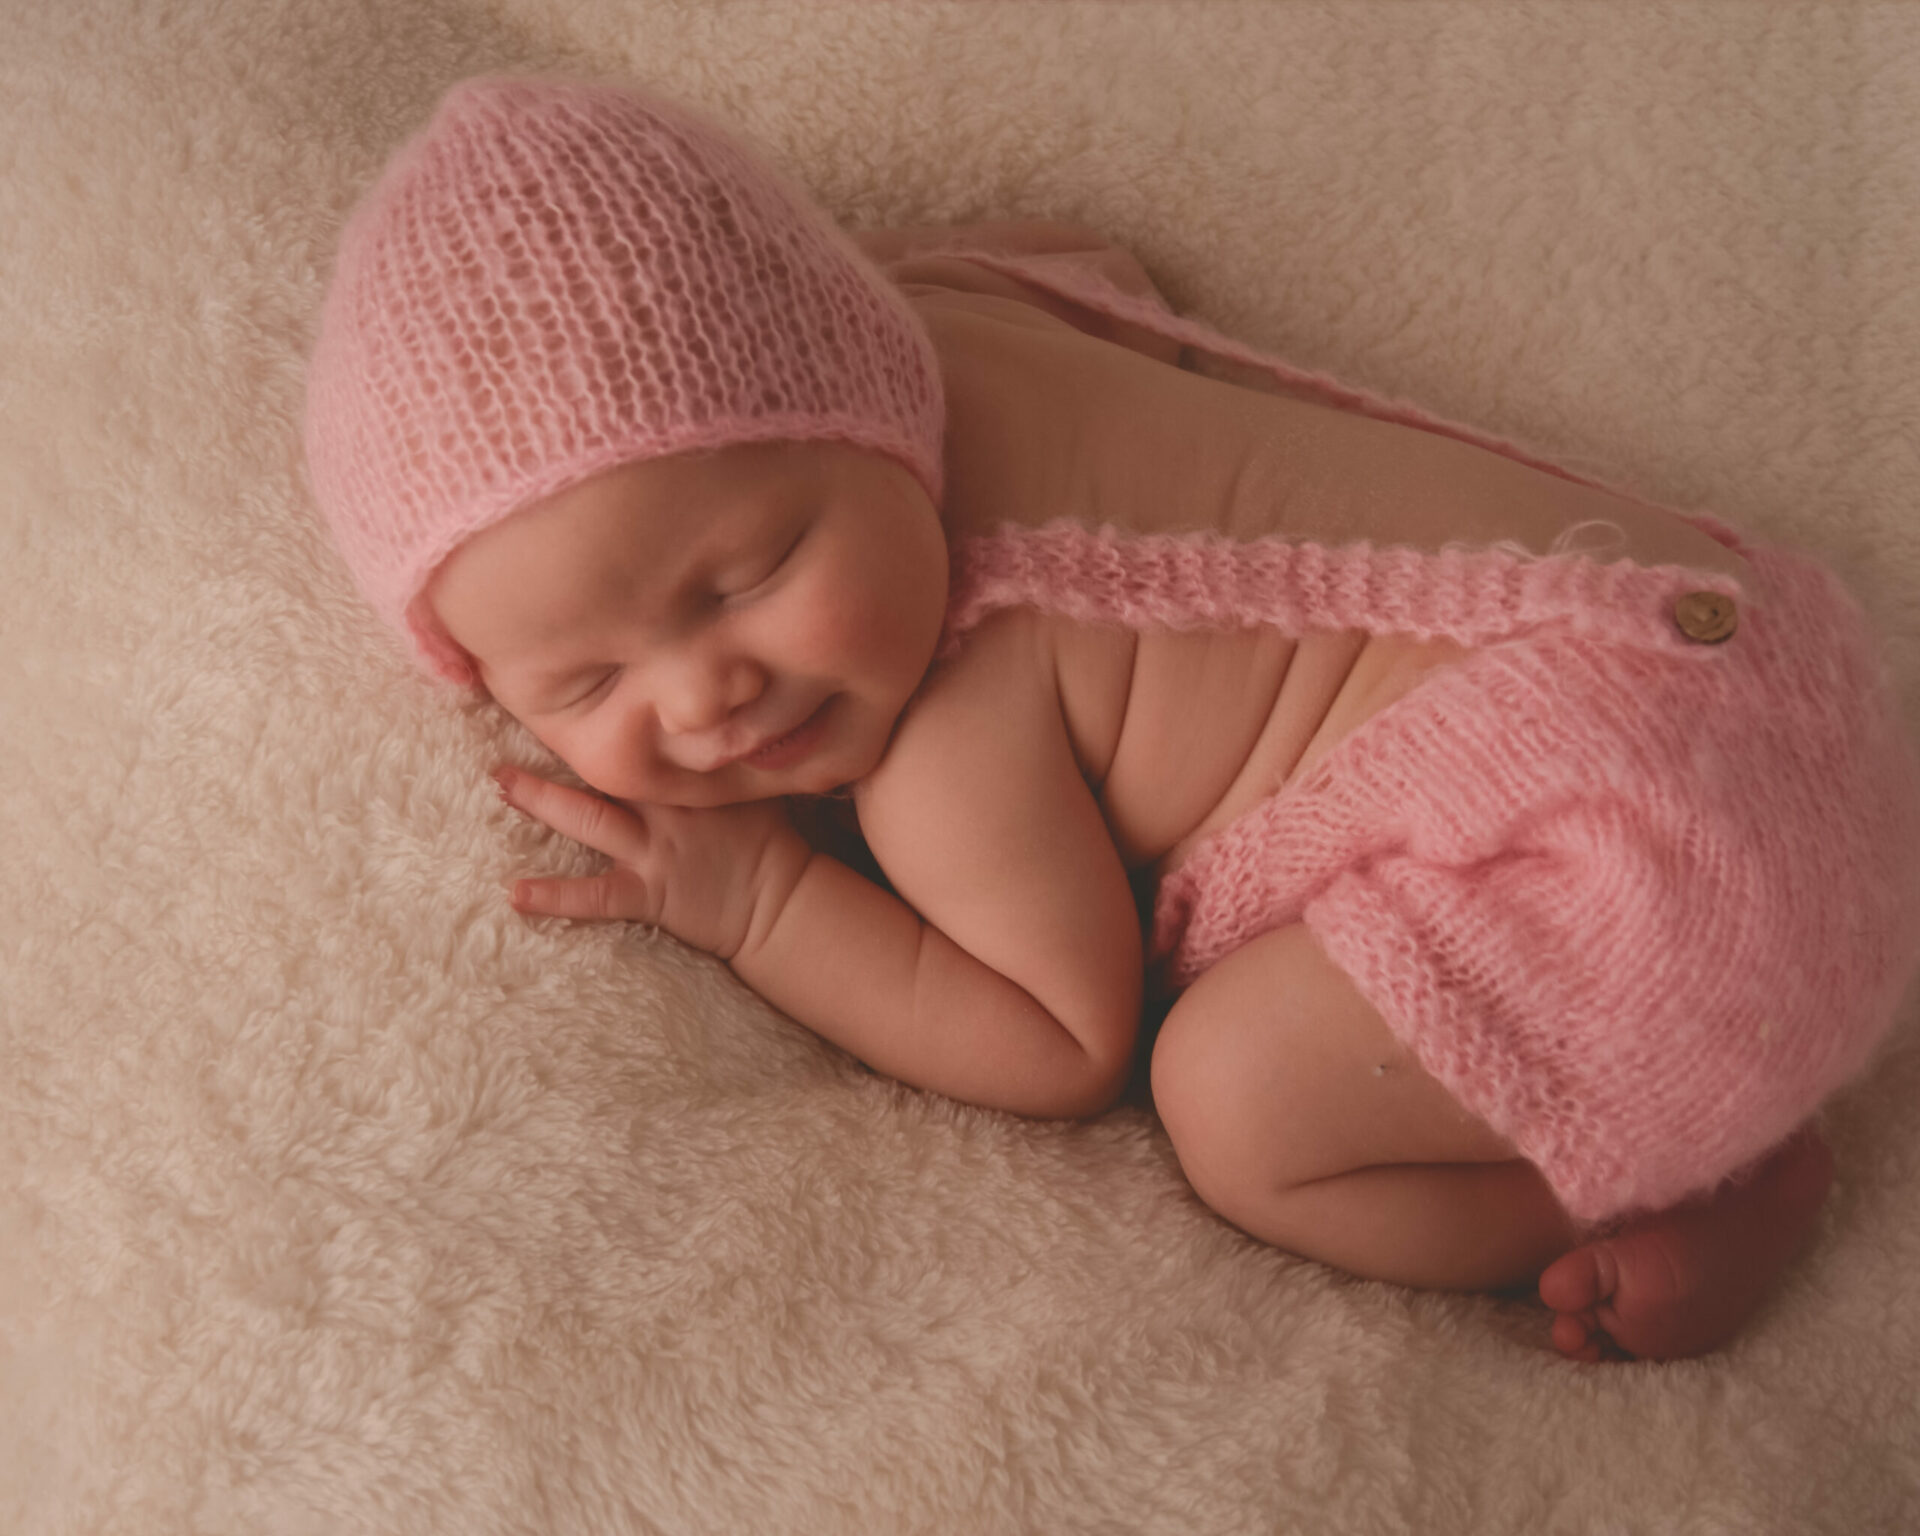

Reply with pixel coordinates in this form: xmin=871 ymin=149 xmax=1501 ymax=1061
xmin=1538 ymin=1242 xmax=1616 ymax=1314
xmin=1549 ymin=1308 xmax=1604 ymax=1362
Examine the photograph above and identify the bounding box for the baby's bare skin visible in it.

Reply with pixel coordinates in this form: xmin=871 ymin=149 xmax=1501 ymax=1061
xmin=450 ymin=225 xmax=1829 ymax=1360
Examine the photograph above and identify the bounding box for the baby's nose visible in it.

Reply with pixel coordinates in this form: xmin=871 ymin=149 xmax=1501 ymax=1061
xmin=656 ymin=652 xmax=765 ymax=734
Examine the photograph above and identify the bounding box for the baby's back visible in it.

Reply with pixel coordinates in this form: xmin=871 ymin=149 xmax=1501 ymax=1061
xmin=909 ymin=284 xmax=1753 ymax=875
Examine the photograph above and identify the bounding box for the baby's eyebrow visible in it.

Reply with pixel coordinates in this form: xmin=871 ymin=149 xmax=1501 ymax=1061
xmin=528 ymin=656 xmax=597 ymax=684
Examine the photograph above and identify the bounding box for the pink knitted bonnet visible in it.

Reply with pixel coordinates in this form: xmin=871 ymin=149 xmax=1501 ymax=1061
xmin=304 ymin=76 xmax=944 ymax=684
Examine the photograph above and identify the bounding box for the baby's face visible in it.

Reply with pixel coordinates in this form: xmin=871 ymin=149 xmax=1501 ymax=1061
xmin=430 ymin=441 xmax=949 ymax=806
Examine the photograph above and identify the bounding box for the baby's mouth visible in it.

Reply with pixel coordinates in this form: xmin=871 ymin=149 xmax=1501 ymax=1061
xmin=740 ymin=698 xmax=833 ymax=771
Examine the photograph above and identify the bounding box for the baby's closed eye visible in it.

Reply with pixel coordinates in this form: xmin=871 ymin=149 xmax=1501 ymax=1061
xmin=560 ymin=668 xmax=622 ymax=711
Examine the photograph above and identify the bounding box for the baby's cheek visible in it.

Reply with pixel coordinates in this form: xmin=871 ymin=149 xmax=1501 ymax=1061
xmin=811 ymin=565 xmax=942 ymax=662
xmin=517 ymin=718 xmax=605 ymax=794
xmin=792 ymin=590 xmax=884 ymax=659
xmin=566 ymin=741 xmax=642 ymax=801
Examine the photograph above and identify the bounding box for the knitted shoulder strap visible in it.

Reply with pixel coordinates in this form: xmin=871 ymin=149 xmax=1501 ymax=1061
xmin=924 ymin=244 xmax=1747 ymax=659
xmin=940 ymin=521 xmax=1743 ymax=658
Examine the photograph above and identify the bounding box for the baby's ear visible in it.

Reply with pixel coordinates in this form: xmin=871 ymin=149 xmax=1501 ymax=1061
xmin=404 ymin=594 xmax=483 ymax=690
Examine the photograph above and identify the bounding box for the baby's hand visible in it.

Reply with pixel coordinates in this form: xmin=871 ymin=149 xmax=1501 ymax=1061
xmin=492 ymin=766 xmax=811 ymax=962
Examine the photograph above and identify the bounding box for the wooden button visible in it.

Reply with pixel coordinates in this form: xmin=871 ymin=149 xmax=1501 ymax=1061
xmin=1674 ymin=591 xmax=1738 ymax=643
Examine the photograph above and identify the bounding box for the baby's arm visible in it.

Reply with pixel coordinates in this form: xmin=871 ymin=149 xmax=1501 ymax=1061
xmin=853 ymin=219 xmax=1184 ymax=366
xmin=495 ymin=668 xmax=1141 ymax=1118
xmin=734 ymin=658 xmax=1142 ymax=1119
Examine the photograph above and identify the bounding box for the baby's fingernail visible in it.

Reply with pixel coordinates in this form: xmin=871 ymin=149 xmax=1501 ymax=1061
xmin=493 ymin=767 xmax=517 ymax=801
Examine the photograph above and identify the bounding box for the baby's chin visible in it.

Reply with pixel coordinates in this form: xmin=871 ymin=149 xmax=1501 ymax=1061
xmin=543 ymin=718 xmax=883 ymax=807
xmin=571 ymin=766 xmax=855 ymax=810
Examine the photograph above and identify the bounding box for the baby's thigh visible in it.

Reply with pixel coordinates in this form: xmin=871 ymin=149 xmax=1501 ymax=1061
xmin=1150 ymin=923 xmax=1516 ymax=1197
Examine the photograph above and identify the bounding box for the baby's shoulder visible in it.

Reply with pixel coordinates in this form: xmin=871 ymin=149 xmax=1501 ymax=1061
xmin=866 ymin=605 xmax=1059 ymax=777
xmin=851 ymin=602 xmax=1140 ymax=941
xmin=855 ymin=607 xmax=1073 ymax=838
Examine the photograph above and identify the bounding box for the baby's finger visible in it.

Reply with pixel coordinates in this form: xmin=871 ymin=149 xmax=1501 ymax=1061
xmin=495 ymin=766 xmax=645 ymax=860
xmin=509 ymin=873 xmax=650 ymax=923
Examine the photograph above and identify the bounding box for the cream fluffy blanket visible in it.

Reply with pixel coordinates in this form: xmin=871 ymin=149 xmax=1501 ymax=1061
xmin=6 ymin=3 xmax=1919 ymax=1532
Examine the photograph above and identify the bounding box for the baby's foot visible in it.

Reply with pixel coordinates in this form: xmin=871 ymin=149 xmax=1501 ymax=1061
xmin=1536 ymin=1127 xmax=1834 ymax=1362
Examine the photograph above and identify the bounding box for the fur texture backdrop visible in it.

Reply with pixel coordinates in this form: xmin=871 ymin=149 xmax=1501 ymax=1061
xmin=4 ymin=2 xmax=1919 ymax=1531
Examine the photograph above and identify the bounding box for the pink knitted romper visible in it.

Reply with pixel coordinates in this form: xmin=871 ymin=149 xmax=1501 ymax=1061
xmin=928 ymin=248 xmax=1920 ymax=1225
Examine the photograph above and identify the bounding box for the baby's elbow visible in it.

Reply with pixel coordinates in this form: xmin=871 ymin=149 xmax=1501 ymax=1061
xmin=1052 ymin=988 xmax=1141 ymax=1118
xmin=1055 ymin=1048 xmax=1131 ymax=1120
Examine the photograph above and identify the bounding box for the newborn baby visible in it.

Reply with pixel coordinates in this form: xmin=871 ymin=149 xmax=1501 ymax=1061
xmin=305 ymin=77 xmax=1920 ymax=1361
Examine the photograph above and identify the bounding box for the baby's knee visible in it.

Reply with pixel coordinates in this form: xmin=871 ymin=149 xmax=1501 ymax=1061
xmin=1149 ymin=1019 xmax=1273 ymax=1226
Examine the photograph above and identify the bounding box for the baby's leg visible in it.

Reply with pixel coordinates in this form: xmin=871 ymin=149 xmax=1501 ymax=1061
xmin=1150 ymin=922 xmax=1578 ymax=1292
xmin=1537 ymin=1126 xmax=1833 ymax=1362
xmin=1151 ymin=923 xmax=1835 ymax=1356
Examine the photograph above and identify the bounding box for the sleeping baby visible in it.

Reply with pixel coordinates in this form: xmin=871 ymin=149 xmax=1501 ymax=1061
xmin=304 ymin=77 xmax=1920 ymax=1362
